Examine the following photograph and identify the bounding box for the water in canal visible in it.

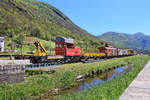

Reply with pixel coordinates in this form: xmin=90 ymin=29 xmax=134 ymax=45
xmin=79 ymin=66 xmax=132 ymax=91
xmin=59 ymin=65 xmax=133 ymax=95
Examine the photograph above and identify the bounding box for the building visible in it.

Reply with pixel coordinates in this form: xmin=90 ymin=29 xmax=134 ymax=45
xmin=0 ymin=37 xmax=4 ymax=52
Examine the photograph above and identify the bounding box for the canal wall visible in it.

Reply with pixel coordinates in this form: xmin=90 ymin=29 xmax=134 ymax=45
xmin=0 ymin=64 xmax=25 ymax=84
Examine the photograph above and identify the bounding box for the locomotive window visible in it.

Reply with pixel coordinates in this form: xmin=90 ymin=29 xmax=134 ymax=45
xmin=57 ymin=44 xmax=62 ymax=47
xmin=56 ymin=44 xmax=59 ymax=47
xmin=56 ymin=44 xmax=67 ymax=47
xmin=67 ymin=44 xmax=73 ymax=49
xmin=63 ymin=44 xmax=67 ymax=47
xmin=59 ymin=44 xmax=61 ymax=48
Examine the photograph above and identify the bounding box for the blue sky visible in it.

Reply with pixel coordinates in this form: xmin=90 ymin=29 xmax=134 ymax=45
xmin=38 ymin=0 xmax=150 ymax=35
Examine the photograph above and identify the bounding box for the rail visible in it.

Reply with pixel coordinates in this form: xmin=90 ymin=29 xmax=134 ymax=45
xmin=25 ymin=63 xmax=61 ymax=70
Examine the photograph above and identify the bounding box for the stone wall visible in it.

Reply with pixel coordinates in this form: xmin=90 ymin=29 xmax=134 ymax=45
xmin=0 ymin=64 xmax=25 ymax=84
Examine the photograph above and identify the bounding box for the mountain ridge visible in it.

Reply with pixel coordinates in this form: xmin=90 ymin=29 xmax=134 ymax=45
xmin=97 ymin=32 xmax=150 ymax=51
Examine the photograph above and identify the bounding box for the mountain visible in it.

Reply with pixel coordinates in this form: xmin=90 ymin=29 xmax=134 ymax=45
xmin=97 ymin=32 xmax=150 ymax=51
xmin=0 ymin=0 xmax=100 ymax=53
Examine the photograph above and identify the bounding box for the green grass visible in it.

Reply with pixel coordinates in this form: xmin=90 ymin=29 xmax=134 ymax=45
xmin=39 ymin=56 xmax=136 ymax=75
xmin=0 ymin=56 xmax=149 ymax=100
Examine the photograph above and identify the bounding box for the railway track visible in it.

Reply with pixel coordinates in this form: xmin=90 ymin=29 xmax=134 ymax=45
xmin=25 ymin=63 xmax=61 ymax=70
xmin=25 ymin=56 xmax=120 ymax=70
xmin=0 ymin=54 xmax=132 ymax=70
xmin=25 ymin=59 xmax=104 ymax=70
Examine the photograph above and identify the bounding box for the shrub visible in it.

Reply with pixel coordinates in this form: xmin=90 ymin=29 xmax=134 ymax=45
xmin=57 ymin=71 xmax=75 ymax=87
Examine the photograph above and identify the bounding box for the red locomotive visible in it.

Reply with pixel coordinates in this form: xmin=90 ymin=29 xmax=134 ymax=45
xmin=55 ymin=37 xmax=81 ymax=56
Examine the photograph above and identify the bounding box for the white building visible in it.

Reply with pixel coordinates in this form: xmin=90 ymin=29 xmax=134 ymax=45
xmin=0 ymin=37 xmax=4 ymax=52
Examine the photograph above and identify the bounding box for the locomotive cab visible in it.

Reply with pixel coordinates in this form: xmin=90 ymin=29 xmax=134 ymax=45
xmin=55 ymin=37 xmax=81 ymax=56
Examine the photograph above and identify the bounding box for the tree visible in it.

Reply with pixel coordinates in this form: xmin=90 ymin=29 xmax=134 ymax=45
xmin=31 ymin=27 xmax=41 ymax=37
xmin=14 ymin=33 xmax=24 ymax=55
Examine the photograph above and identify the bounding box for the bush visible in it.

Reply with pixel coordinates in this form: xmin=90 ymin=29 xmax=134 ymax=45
xmin=57 ymin=71 xmax=75 ymax=87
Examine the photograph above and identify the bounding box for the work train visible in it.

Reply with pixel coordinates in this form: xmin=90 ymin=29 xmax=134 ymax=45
xmin=30 ymin=37 xmax=136 ymax=63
